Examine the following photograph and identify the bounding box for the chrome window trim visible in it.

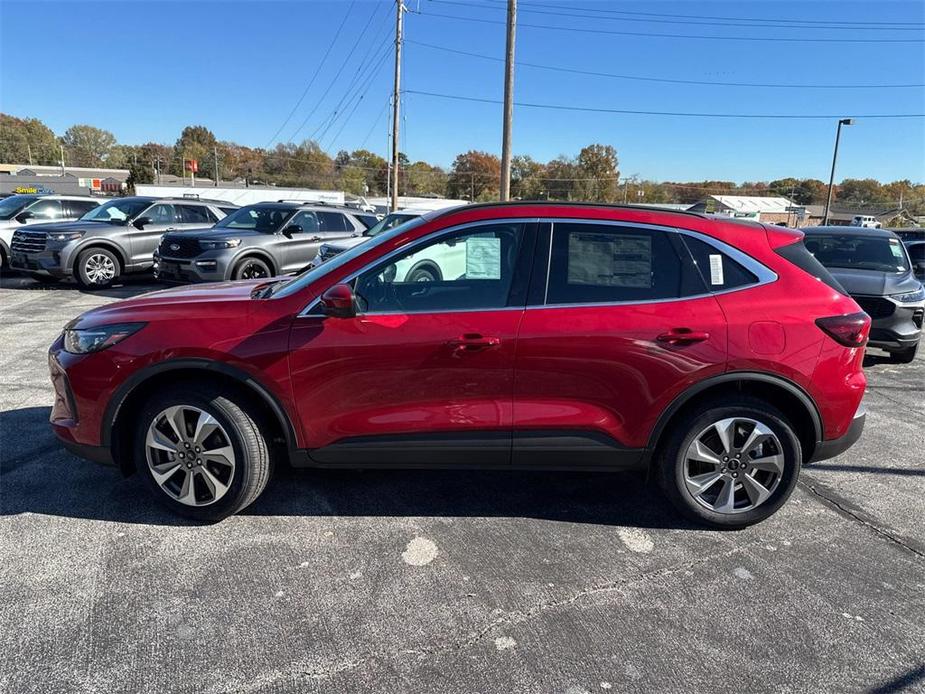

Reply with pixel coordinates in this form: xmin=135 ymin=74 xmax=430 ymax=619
xmin=538 ymin=218 xmax=777 ymax=309
xmin=297 ymin=217 xmax=539 ymax=317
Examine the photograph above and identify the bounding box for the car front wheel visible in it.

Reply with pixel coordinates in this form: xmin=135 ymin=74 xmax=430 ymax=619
xmin=135 ymin=386 xmax=272 ymax=521
xmin=76 ymin=248 xmax=121 ymax=289
xmin=656 ymin=397 xmax=801 ymax=529
xmin=233 ymin=257 xmax=272 ymax=281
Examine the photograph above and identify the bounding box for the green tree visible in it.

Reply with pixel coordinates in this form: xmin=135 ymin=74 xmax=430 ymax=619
xmin=575 ymin=144 xmax=620 ymax=202
xmin=405 ymin=161 xmax=446 ymax=196
xmin=0 ymin=114 xmax=60 ymax=164
xmin=543 ymin=156 xmax=579 ymax=201
xmin=171 ymin=125 xmax=219 ymax=176
xmin=60 ymin=124 xmax=117 ymax=167
xmin=836 ymin=178 xmax=885 ymax=205
xmin=511 ymin=155 xmax=546 ymax=200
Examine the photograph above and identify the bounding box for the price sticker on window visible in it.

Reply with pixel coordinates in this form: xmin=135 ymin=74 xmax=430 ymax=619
xmin=709 ymin=254 xmax=724 ymax=285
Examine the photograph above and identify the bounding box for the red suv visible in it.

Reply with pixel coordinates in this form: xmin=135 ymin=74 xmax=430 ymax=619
xmin=48 ymin=203 xmax=869 ymax=527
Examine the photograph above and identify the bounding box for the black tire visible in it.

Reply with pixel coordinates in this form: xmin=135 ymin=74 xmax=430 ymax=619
xmin=134 ymin=385 xmax=272 ymax=522
xmin=406 ymin=265 xmax=438 ymax=282
xmin=76 ymin=247 xmax=121 ymax=289
xmin=889 ymin=343 xmax=918 ymax=364
xmin=233 ymin=257 xmax=272 ymax=281
xmin=655 ymin=397 xmax=801 ymax=529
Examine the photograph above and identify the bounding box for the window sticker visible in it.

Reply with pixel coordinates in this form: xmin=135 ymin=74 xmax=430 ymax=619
xmin=709 ymin=254 xmax=724 ymax=285
xmin=465 ymin=236 xmax=502 ymax=279
xmin=568 ymin=232 xmax=652 ymax=288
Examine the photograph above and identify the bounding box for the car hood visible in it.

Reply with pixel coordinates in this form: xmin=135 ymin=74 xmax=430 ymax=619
xmin=16 ymin=220 xmax=116 ymax=234
xmin=828 ymin=268 xmax=921 ymax=297
xmin=176 ymin=228 xmax=271 ymax=242
xmin=70 ymin=279 xmax=268 ymax=328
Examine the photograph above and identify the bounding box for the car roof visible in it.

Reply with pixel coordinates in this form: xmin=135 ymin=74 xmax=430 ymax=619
xmin=241 ymin=201 xmax=361 ymax=213
xmin=801 ymin=225 xmax=899 ymax=239
xmin=428 ymin=200 xmax=712 ymax=223
xmin=104 ymin=196 xmax=236 ymax=206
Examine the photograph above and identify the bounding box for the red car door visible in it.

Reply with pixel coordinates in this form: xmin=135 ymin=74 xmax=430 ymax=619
xmin=288 ymin=221 xmax=535 ymax=466
xmin=512 ymin=220 xmax=728 ymax=466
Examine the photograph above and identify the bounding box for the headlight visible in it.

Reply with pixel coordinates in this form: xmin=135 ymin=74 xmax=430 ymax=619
xmin=63 ymin=322 xmax=146 ymax=354
xmin=48 ymin=231 xmax=85 ymax=242
xmin=893 ymin=286 xmax=925 ymax=303
xmin=199 ymin=238 xmax=241 ymax=250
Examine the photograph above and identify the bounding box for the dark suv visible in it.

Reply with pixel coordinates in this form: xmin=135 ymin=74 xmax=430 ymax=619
xmin=9 ymin=196 xmax=234 ymax=288
xmin=154 ymin=202 xmax=368 ymax=282
xmin=49 ymin=203 xmax=869 ymax=527
xmin=802 ymin=226 xmax=924 ymax=363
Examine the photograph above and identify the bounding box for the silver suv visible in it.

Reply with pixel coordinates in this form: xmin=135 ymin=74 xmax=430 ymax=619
xmin=154 ymin=202 xmax=367 ymax=282
xmin=0 ymin=194 xmax=101 ymax=268
xmin=9 ymin=196 xmax=235 ymax=288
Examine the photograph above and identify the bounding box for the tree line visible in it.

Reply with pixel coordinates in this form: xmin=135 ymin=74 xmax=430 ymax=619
xmin=1 ymin=113 xmax=921 ymax=212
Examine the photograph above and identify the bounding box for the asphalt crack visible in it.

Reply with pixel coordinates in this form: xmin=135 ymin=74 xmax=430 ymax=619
xmin=799 ymin=478 xmax=925 ymax=560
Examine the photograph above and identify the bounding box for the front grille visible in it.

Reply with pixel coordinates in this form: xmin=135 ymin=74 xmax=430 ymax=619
xmin=11 ymin=230 xmax=47 ymax=253
xmin=854 ymin=296 xmax=895 ymax=319
xmin=158 ymin=234 xmax=200 ymax=259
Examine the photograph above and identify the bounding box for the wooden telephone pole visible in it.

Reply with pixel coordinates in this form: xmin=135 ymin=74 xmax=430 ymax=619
xmin=499 ymin=0 xmax=517 ymax=201
xmin=390 ymin=0 xmax=404 ymax=212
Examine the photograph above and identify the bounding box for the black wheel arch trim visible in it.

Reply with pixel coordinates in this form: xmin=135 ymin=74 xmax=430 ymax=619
xmin=102 ymin=358 xmax=298 ymax=451
xmin=73 ymin=240 xmax=126 ymax=273
xmin=231 ymin=251 xmax=277 ymax=278
xmin=645 ymin=370 xmax=823 ymax=458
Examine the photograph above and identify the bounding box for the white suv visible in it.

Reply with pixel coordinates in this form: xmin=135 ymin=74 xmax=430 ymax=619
xmin=0 ymin=194 xmax=101 ymax=267
xmin=850 ymin=215 xmax=881 ymax=229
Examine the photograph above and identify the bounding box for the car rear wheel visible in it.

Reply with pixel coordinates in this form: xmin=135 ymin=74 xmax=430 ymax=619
xmin=889 ymin=343 xmax=918 ymax=364
xmin=76 ymin=248 xmax=121 ymax=289
xmin=135 ymin=386 xmax=271 ymax=521
xmin=655 ymin=397 xmax=801 ymax=529
xmin=406 ymin=266 xmax=438 ymax=282
xmin=233 ymin=257 xmax=272 ymax=281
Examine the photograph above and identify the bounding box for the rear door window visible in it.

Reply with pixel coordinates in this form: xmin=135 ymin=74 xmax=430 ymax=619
xmin=176 ymin=204 xmax=215 ymax=224
xmin=67 ymin=200 xmax=99 ymax=218
xmin=317 ymin=211 xmax=349 ymax=233
xmin=144 ymin=204 xmax=177 ymax=225
xmin=545 ymin=223 xmax=701 ymax=304
xmin=25 ymin=199 xmax=65 ymax=220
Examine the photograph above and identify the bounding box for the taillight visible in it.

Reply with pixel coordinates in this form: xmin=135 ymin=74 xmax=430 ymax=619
xmin=815 ymin=312 xmax=871 ymax=347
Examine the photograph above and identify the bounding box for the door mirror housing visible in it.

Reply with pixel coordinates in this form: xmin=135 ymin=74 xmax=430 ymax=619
xmin=282 ymin=224 xmax=302 ymax=238
xmin=14 ymin=211 xmax=33 ymax=224
xmin=320 ymin=283 xmax=357 ymax=318
xmin=133 ymin=216 xmax=152 ymax=229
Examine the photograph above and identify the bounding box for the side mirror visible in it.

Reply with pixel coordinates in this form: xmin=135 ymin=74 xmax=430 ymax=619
xmin=282 ymin=224 xmax=302 ymax=238
xmin=320 ymin=283 xmax=357 ymax=319
xmin=14 ymin=211 xmax=33 ymax=224
xmin=133 ymin=216 xmax=152 ymax=229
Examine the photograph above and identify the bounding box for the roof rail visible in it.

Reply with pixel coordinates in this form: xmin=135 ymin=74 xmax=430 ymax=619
xmin=276 ymin=198 xmax=330 ymax=205
xmin=428 ymin=199 xmax=709 ymax=221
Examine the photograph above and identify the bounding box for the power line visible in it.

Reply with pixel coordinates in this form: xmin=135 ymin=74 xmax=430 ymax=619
xmin=324 ymin=46 xmax=395 ymax=152
xmin=264 ymin=0 xmax=357 ymax=148
xmin=406 ymin=39 xmax=925 ymax=90
xmin=478 ymin=0 xmax=925 ymax=28
xmin=418 ymin=10 xmax=925 ymax=43
xmin=404 ymin=88 xmax=925 ymax=119
xmin=358 ymin=98 xmax=392 ymax=150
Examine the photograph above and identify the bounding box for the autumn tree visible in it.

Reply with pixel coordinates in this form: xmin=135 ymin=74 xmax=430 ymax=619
xmin=0 ymin=114 xmax=60 ymax=165
xmin=60 ymin=124 xmax=117 ymax=167
xmin=574 ymin=144 xmax=620 ymax=202
xmin=447 ymin=150 xmax=500 ymax=201
xmin=543 ymin=156 xmax=579 ymax=201
xmin=171 ymin=125 xmax=219 ymax=176
xmin=511 ymin=155 xmax=546 ymax=200
xmin=836 ymin=178 xmax=884 ymax=205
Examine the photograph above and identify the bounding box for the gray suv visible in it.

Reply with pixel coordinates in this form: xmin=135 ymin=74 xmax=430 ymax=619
xmin=154 ymin=202 xmax=367 ymax=282
xmin=9 ymin=196 xmax=234 ymax=288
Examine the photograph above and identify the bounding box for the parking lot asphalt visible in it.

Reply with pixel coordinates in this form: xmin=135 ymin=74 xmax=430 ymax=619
xmin=0 ymin=272 xmax=923 ymax=694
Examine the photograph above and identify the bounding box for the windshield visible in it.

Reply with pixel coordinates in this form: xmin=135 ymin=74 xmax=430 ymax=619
xmin=363 ymin=212 xmax=418 ymax=237
xmin=805 ymin=234 xmax=910 ymax=273
xmin=271 ymin=215 xmax=429 ymax=298
xmin=214 ymin=205 xmax=294 ymax=233
xmin=81 ymin=198 xmax=151 ymax=224
xmin=0 ymin=195 xmax=39 ymax=220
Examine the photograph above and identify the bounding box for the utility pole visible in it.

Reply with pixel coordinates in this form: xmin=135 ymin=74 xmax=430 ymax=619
xmin=26 ymin=143 xmax=33 ymax=166
xmin=823 ymin=118 xmax=853 ymax=226
xmin=623 ymin=179 xmax=629 ymax=203
xmin=499 ymin=0 xmax=517 ymax=201
xmin=390 ymin=0 xmax=404 ymax=212
xmin=213 ymin=146 xmax=220 ymax=187
xmin=154 ymin=156 xmax=161 ymax=185
xmin=60 ymin=144 xmax=66 ymax=176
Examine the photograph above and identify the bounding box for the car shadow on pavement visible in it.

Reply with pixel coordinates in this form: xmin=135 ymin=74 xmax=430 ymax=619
xmin=1 ymin=405 xmax=698 ymax=530
xmin=0 ymin=270 xmax=162 ymax=300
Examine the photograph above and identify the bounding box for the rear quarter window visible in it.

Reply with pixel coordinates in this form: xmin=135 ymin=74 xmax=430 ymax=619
xmin=681 ymin=235 xmax=759 ymax=291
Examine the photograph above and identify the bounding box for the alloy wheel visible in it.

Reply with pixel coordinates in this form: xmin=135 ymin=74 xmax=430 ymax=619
xmin=682 ymin=417 xmax=784 ymax=515
xmin=144 ymin=405 xmax=236 ymax=507
xmin=240 ymin=262 xmax=269 ymax=280
xmin=85 ymin=254 xmax=116 ymax=284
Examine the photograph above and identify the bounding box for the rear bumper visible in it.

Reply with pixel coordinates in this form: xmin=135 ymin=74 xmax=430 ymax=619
xmin=809 ymin=404 xmax=866 ymax=463
xmin=55 ymin=432 xmax=115 ymax=466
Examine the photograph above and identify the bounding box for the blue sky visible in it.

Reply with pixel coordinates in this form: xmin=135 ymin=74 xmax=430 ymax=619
xmin=1 ymin=0 xmax=924 ymax=182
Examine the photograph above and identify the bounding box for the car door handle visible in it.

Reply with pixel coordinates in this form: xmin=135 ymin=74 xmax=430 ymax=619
xmin=446 ymin=334 xmax=501 ymax=352
xmin=308 ymin=235 xmax=322 ymax=242
xmin=657 ymin=329 xmax=710 ymax=345
xmin=165 ymin=227 xmax=178 ymax=232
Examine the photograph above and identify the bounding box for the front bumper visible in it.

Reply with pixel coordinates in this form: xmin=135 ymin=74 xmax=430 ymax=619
xmin=809 ymin=404 xmax=866 ymax=463
xmin=154 ymin=251 xmax=230 ymax=283
xmin=9 ymin=247 xmax=73 ymax=278
xmin=856 ymin=295 xmax=924 ymax=352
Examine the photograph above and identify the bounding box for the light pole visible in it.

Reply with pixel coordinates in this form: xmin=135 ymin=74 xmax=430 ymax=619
xmin=822 ymin=118 xmax=853 ymax=226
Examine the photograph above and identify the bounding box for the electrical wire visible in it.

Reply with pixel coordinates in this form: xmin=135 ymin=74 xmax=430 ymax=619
xmin=264 ymin=0 xmax=357 ymax=148
xmin=418 ymin=10 xmax=925 ymax=44
xmin=404 ymin=88 xmax=925 ymax=119
xmin=406 ymin=39 xmax=925 ymax=90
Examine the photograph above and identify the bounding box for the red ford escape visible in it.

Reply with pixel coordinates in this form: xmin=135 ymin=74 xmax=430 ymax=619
xmin=48 ymin=203 xmax=869 ymax=527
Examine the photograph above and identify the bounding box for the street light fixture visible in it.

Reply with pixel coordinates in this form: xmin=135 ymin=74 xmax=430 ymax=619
xmin=822 ymin=118 xmax=854 ymax=226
